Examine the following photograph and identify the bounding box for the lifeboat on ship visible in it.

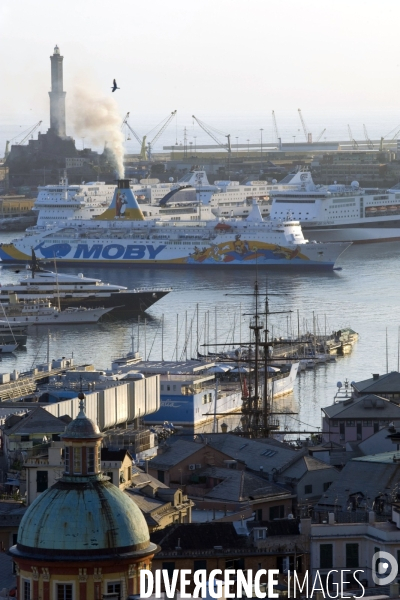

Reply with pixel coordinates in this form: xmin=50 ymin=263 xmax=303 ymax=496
xmin=214 ymin=222 xmax=232 ymax=231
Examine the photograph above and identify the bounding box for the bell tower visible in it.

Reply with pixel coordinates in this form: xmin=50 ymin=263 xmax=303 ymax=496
xmin=48 ymin=45 xmax=66 ymax=137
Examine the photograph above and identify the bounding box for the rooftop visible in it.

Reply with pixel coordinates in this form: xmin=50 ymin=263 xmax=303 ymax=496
xmin=352 ymin=372 xmax=400 ymax=395
xmin=322 ymin=394 xmax=400 ymax=419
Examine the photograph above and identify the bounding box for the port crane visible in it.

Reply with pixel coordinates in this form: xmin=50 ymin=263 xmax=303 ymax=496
xmin=298 ymin=109 xmax=312 ymax=143
xmin=192 ymin=115 xmax=232 ymax=153
xmin=4 ymin=120 xmax=42 ymax=159
xmin=122 ymin=111 xmax=177 ymax=161
xmin=272 ymin=110 xmax=280 ymax=143
xmin=316 ymin=128 xmax=326 ymax=142
xmin=147 ymin=110 xmax=177 ymax=160
xmin=122 ymin=113 xmax=147 ymax=160
xmin=363 ymin=124 xmax=374 ymax=150
xmin=347 ymin=125 xmax=359 ymax=150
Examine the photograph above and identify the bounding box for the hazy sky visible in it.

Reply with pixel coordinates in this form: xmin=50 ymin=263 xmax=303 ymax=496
xmin=1 ymin=0 xmax=400 ymax=149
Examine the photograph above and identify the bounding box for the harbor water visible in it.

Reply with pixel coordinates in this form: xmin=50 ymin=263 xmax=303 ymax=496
xmin=0 ymin=232 xmax=398 ymax=437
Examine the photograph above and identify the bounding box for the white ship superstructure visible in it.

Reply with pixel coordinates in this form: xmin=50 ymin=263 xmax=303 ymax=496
xmin=34 ymin=176 xmax=116 ymax=226
xmin=140 ymin=170 xmax=305 ymax=220
xmin=269 ymin=170 xmax=400 ymax=243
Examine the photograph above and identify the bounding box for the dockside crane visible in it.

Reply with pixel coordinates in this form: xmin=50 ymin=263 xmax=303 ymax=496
xmin=316 ymin=128 xmax=326 ymax=142
xmin=363 ymin=124 xmax=374 ymax=150
xmin=4 ymin=120 xmax=43 ymax=159
xmin=192 ymin=115 xmax=232 ymax=153
xmin=272 ymin=110 xmax=280 ymax=144
xmin=147 ymin=110 xmax=177 ymax=160
xmin=16 ymin=120 xmax=42 ymax=146
xmin=298 ymin=109 xmax=312 ymax=143
xmin=122 ymin=113 xmax=147 ymax=160
xmin=347 ymin=125 xmax=359 ymax=150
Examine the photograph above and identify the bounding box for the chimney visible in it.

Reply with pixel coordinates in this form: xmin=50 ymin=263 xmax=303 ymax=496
xmin=368 ymin=511 xmax=376 ymax=525
xmin=328 ymin=513 xmax=335 ymax=525
xmin=372 ymin=373 xmax=380 ymax=380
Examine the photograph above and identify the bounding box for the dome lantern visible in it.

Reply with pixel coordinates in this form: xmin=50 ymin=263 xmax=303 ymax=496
xmin=61 ymin=393 xmax=103 ymax=478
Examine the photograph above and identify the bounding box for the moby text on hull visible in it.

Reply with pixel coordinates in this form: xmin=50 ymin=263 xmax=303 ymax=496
xmin=0 ymin=180 xmax=351 ymax=268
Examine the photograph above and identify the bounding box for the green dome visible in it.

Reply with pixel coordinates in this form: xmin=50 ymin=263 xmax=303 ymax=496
xmin=15 ymin=478 xmax=154 ymax=559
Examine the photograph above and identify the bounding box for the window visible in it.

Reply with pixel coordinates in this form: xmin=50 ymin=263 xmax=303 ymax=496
xmin=194 ymin=560 xmax=207 ymax=572
xmin=346 ymin=543 xmax=359 ymax=568
xmin=269 ymin=505 xmax=284 ymax=520
xmin=346 ymin=421 xmax=355 ymax=426
xmin=255 ymin=508 xmax=262 ymax=521
xmin=323 ymin=482 xmax=332 ymax=492
xmin=73 ymin=447 xmax=82 ymax=474
xmin=107 ymin=582 xmax=121 ymax=599
xmin=305 ymin=484 xmax=313 ymax=495
xmin=87 ymin=447 xmax=95 ymax=473
xmin=320 ymin=544 xmax=333 ymax=568
xmin=162 ymin=562 xmax=175 ymax=578
xmin=36 ymin=470 xmax=48 ymax=493
xmin=23 ymin=580 xmax=31 ymax=600
xmin=225 ymin=558 xmax=244 ymax=569
xmin=158 ymin=470 xmax=165 ymax=483
xmin=57 ymin=584 xmax=73 ymax=600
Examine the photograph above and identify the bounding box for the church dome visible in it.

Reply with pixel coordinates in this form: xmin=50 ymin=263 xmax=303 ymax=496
xmin=15 ymin=478 xmax=154 ymax=559
xmin=11 ymin=395 xmax=156 ymax=561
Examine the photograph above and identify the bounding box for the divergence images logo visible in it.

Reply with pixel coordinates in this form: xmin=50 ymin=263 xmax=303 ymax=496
xmin=372 ymin=551 xmax=398 ymax=586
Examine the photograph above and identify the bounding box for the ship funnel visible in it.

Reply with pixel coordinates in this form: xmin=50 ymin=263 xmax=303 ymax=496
xmin=95 ymin=180 xmax=144 ymax=221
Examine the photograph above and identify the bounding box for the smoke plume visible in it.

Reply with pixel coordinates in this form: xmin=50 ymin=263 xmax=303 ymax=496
xmin=70 ymin=84 xmax=124 ymax=178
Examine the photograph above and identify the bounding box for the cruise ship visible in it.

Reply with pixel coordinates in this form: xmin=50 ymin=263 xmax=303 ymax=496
xmin=140 ymin=169 xmax=305 ymax=220
xmin=31 ymin=170 xmax=304 ymax=229
xmin=269 ymin=170 xmax=400 ymax=243
xmin=0 ymin=180 xmax=351 ymax=268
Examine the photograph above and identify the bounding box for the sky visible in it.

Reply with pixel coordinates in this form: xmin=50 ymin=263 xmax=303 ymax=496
xmin=1 ymin=0 xmax=400 ymax=153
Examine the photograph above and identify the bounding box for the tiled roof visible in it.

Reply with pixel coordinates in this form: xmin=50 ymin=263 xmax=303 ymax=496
xmin=316 ymin=455 xmax=400 ymax=511
xmin=149 ymin=440 xmax=203 ymax=470
xmin=322 ymin=395 xmax=400 ymax=419
xmin=151 ymin=522 xmax=246 ymax=551
xmin=204 ymin=434 xmax=298 ymax=474
xmin=5 ymin=406 xmax=66 ymax=436
xmin=353 ymin=372 xmax=400 ymax=394
xmin=199 ymin=467 xmax=292 ymax=502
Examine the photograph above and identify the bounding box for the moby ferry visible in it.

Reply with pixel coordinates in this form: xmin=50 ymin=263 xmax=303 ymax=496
xmin=0 ymin=180 xmax=351 ymax=268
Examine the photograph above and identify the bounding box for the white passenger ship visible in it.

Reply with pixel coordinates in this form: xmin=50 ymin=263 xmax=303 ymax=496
xmin=0 ymin=180 xmax=351 ymax=269
xmin=34 ymin=177 xmax=116 ymax=226
xmin=269 ymin=170 xmax=400 ymax=243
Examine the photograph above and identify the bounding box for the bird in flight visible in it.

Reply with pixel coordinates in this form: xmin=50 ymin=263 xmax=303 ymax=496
xmin=111 ymin=79 xmax=120 ymax=92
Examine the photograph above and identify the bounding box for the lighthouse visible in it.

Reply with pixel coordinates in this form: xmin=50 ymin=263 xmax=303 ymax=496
xmin=48 ymin=45 xmax=66 ymax=137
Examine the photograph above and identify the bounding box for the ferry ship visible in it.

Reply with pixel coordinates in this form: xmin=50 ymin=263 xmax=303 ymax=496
xmin=31 ymin=170 xmax=304 ymax=229
xmin=269 ymin=170 xmax=400 ymax=243
xmin=110 ymin=354 xmax=298 ymax=428
xmin=34 ymin=176 xmax=116 ymax=226
xmin=0 ymin=180 xmax=351 ymax=268
xmin=140 ymin=169 xmax=305 ymax=220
